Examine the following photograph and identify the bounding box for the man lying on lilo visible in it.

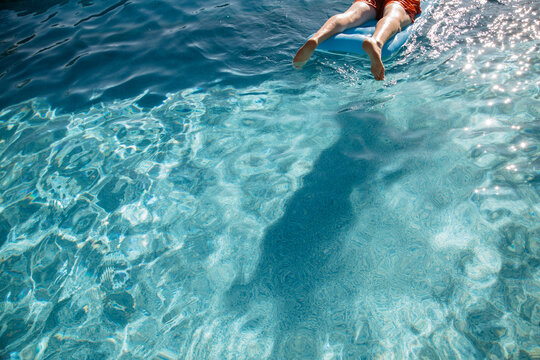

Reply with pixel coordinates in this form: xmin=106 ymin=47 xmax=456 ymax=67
xmin=292 ymin=0 xmax=421 ymax=80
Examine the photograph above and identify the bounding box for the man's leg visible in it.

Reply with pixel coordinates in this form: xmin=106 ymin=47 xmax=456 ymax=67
xmin=293 ymin=2 xmax=376 ymax=69
xmin=362 ymin=2 xmax=412 ymax=80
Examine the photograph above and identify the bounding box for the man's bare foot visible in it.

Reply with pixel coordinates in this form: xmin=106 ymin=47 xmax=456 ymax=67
xmin=362 ymin=38 xmax=385 ymax=80
xmin=293 ymin=39 xmax=318 ymax=69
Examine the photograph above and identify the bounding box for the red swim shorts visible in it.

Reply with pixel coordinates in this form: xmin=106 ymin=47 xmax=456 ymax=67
xmin=354 ymin=0 xmax=421 ymax=22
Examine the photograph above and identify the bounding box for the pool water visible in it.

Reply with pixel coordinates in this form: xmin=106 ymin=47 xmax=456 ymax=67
xmin=0 ymin=0 xmax=539 ymax=359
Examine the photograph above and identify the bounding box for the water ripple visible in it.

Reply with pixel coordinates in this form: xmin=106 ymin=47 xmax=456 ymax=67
xmin=0 ymin=0 xmax=539 ymax=358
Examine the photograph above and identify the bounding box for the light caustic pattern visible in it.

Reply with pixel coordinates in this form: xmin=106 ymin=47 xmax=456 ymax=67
xmin=0 ymin=83 xmax=342 ymax=359
xmin=1 ymin=0 xmax=539 ymax=360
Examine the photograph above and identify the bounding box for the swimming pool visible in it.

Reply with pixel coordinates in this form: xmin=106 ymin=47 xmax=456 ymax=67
xmin=0 ymin=0 xmax=538 ymax=359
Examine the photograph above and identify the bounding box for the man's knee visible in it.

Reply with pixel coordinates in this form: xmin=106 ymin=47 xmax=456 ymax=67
xmin=383 ymin=3 xmax=411 ymax=26
xmin=330 ymin=13 xmax=350 ymax=27
xmin=385 ymin=15 xmax=403 ymax=31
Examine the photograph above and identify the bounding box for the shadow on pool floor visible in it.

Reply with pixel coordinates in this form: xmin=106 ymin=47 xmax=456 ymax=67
xmin=225 ymin=102 xmax=428 ymax=358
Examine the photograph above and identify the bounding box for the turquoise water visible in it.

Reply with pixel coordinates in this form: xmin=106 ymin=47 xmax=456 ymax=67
xmin=0 ymin=0 xmax=539 ymax=359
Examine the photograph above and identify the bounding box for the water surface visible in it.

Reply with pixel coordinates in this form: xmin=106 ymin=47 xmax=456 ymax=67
xmin=0 ymin=0 xmax=539 ymax=359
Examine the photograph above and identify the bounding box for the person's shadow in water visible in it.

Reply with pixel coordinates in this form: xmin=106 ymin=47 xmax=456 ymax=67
xmin=226 ymin=103 xmax=424 ymax=357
